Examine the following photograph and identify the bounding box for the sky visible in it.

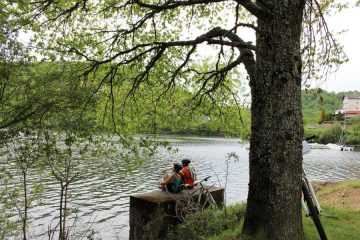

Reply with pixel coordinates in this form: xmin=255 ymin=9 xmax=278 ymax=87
xmin=320 ymin=5 xmax=360 ymax=93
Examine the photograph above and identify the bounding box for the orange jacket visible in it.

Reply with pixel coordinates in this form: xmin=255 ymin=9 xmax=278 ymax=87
xmin=181 ymin=167 xmax=195 ymax=186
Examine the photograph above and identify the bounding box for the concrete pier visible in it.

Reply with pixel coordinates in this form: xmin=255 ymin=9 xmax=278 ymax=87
xmin=129 ymin=185 xmax=224 ymax=240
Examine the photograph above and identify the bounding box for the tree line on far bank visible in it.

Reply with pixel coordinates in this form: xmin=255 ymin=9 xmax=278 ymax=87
xmin=1 ymin=59 xmax=357 ymax=143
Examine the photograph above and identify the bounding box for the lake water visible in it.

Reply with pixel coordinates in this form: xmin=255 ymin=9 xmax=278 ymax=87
xmin=2 ymin=136 xmax=360 ymax=239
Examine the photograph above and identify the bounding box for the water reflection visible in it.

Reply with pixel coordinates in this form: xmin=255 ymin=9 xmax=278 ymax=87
xmin=1 ymin=136 xmax=360 ymax=239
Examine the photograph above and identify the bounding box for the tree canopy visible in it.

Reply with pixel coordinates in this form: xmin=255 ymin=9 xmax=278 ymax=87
xmin=1 ymin=0 xmax=347 ymax=132
xmin=0 ymin=0 xmax=352 ymax=239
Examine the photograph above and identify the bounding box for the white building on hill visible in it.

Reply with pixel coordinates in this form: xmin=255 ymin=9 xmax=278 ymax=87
xmin=340 ymin=94 xmax=360 ymax=115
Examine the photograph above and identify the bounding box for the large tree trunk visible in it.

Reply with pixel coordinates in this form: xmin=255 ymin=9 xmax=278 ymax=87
xmin=243 ymin=1 xmax=306 ymax=239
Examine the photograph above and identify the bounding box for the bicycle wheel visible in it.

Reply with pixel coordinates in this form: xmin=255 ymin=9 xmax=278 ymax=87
xmin=302 ymin=180 xmax=328 ymax=240
xmin=175 ymin=199 xmax=200 ymax=221
xmin=201 ymin=192 xmax=219 ymax=212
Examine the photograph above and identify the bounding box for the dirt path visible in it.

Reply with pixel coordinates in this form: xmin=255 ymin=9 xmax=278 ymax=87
xmin=312 ymin=180 xmax=360 ymax=210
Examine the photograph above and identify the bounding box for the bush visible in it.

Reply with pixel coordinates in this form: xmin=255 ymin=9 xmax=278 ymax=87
xmin=304 ymin=127 xmax=322 ymax=139
xmin=167 ymin=204 xmax=246 ymax=240
xmin=345 ymin=117 xmax=360 ymax=144
xmin=318 ymin=125 xmax=342 ymax=144
xmin=345 ymin=132 xmax=360 ymax=145
xmin=318 ymin=108 xmax=325 ymax=124
xmin=344 ymin=121 xmax=360 ymax=145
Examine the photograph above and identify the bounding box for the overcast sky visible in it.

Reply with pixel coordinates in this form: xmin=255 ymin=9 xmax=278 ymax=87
xmin=320 ymin=5 xmax=360 ymax=93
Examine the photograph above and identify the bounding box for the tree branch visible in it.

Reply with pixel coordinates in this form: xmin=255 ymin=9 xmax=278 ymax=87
xmin=133 ymin=0 xmax=229 ymax=10
xmin=234 ymin=0 xmax=271 ymax=19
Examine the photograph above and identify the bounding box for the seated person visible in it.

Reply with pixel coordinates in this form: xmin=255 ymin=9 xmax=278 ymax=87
xmin=159 ymin=163 xmax=183 ymax=193
xmin=180 ymin=159 xmax=197 ymax=188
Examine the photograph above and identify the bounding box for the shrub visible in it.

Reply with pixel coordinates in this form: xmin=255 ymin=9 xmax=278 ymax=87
xmin=318 ymin=108 xmax=325 ymax=124
xmin=304 ymin=127 xmax=322 ymax=139
xmin=167 ymin=204 xmax=246 ymax=240
xmin=318 ymin=125 xmax=342 ymax=144
xmin=345 ymin=132 xmax=360 ymax=145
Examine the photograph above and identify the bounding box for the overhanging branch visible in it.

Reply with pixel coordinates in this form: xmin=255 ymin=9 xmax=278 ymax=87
xmin=133 ymin=0 xmax=229 ymax=10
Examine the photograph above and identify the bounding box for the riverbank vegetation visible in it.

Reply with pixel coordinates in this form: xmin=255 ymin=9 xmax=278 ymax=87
xmin=0 ymin=60 xmax=251 ymax=138
xmin=302 ymin=89 xmax=360 ymax=145
xmin=168 ymin=204 xmax=360 ymax=240
xmin=1 ymin=57 xmax=358 ymax=143
xmin=2 ymin=58 xmax=359 ymax=143
xmin=168 ymin=180 xmax=360 ymax=240
xmin=0 ymin=62 xmax=252 ymax=145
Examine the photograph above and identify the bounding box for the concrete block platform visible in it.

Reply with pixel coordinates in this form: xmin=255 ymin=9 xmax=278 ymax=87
xmin=129 ymin=185 xmax=224 ymax=240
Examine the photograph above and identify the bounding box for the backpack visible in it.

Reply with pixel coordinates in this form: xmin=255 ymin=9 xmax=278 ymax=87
xmin=188 ymin=166 xmax=197 ymax=181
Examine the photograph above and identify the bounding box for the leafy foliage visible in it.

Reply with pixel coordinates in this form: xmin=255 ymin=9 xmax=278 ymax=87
xmin=168 ymin=204 xmax=246 ymax=240
xmin=301 ymin=89 xmax=343 ymax=123
xmin=317 ymin=124 xmax=343 ymax=144
xmin=0 ymin=130 xmax=47 ymax=238
xmin=302 ymin=89 xmax=360 ymax=144
xmin=0 ymin=0 xmax=353 ymax=238
xmin=318 ymin=107 xmax=325 ymax=124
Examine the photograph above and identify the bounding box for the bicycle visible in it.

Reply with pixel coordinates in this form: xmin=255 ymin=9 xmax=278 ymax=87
xmin=175 ymin=176 xmax=218 ymax=221
xmin=302 ymin=136 xmax=328 ymax=240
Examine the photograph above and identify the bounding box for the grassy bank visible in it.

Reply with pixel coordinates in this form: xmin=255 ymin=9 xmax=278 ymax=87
xmin=312 ymin=180 xmax=360 ymax=210
xmin=303 ymin=206 xmax=360 ymax=240
xmin=169 ymin=180 xmax=360 ymax=240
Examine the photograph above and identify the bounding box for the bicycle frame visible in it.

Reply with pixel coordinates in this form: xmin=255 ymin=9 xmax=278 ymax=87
xmin=186 ymin=176 xmax=217 ymax=206
xmin=175 ymin=176 xmax=218 ymax=221
xmin=302 ymin=140 xmax=321 ymax=215
xmin=196 ymin=181 xmax=217 ymax=209
xmin=302 ymin=138 xmax=328 ymax=240
xmin=302 ymin=169 xmax=321 ymax=216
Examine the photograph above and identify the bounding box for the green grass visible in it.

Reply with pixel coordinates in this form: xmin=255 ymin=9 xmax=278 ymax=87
xmin=303 ymin=206 xmax=360 ymax=240
xmin=208 ymin=227 xmax=267 ymax=240
xmin=167 ymin=204 xmax=247 ymax=240
xmin=318 ymin=180 xmax=360 ymax=196
xmin=169 ymin=203 xmax=360 ymax=240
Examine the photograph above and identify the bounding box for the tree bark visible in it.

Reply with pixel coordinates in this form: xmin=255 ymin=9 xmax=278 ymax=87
xmin=243 ymin=1 xmax=306 ymax=239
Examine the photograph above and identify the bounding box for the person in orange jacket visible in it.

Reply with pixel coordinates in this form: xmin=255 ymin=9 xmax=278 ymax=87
xmin=180 ymin=159 xmax=197 ymax=188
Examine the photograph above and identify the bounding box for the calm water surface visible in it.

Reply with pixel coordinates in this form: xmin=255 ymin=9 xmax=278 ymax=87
xmin=2 ymin=136 xmax=360 ymax=239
